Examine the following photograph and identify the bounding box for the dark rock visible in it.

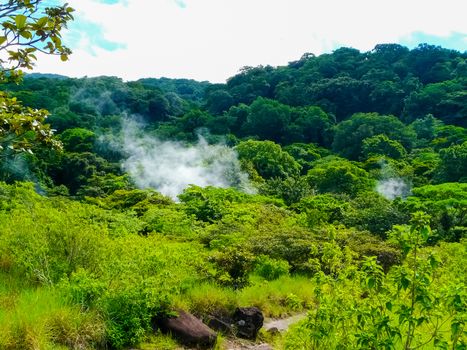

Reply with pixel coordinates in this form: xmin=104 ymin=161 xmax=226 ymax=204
xmin=207 ymin=315 xmax=233 ymax=334
xmin=232 ymin=307 xmax=264 ymax=339
xmin=267 ymin=327 xmax=280 ymax=336
xmin=158 ymin=310 xmax=217 ymax=348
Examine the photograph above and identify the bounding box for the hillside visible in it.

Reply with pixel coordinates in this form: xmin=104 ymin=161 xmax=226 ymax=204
xmin=0 ymin=43 xmax=466 ymax=349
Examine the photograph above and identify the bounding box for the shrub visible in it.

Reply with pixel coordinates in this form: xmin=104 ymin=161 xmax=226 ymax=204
xmin=254 ymin=255 xmax=290 ymax=281
xmin=306 ymin=157 xmax=374 ymax=196
xmin=102 ymin=281 xmax=171 ymax=349
xmin=210 ymin=247 xmax=255 ymax=288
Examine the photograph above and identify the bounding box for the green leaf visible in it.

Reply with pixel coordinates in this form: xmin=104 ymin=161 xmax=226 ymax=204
xmin=416 ymin=316 xmax=428 ymax=326
xmin=51 ymin=36 xmax=62 ymax=46
xmin=434 ymin=337 xmax=448 ymax=350
xmin=429 ymin=254 xmax=440 ymax=269
xmin=19 ymin=30 xmax=32 ymax=39
xmin=420 ymin=226 xmax=430 ymax=241
xmin=15 ymin=15 xmax=27 ymax=30
xmin=451 ymin=322 xmax=460 ymax=339
xmin=385 ymin=301 xmax=392 ymax=311
xmin=0 ymin=36 xmax=6 ymax=45
xmin=400 ymin=276 xmax=410 ymax=290
xmin=36 ymin=17 xmax=48 ymax=27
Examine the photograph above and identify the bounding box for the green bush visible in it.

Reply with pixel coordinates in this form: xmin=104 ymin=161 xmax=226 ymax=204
xmin=254 ymin=255 xmax=290 ymax=281
xmin=102 ymin=280 xmax=172 ymax=349
xmin=210 ymin=246 xmax=255 ymax=288
xmin=343 ymin=191 xmax=408 ymax=238
xmin=306 ymin=157 xmax=374 ymax=196
xmin=0 ymin=198 xmax=109 ymax=284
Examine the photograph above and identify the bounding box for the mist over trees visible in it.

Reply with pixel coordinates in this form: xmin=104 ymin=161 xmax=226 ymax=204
xmin=1 ymin=43 xmax=465 ymax=198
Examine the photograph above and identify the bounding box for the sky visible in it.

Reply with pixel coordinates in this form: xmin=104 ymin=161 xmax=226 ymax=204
xmin=34 ymin=0 xmax=467 ymax=83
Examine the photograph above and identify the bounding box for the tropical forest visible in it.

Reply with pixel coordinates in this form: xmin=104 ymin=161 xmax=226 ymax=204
xmin=0 ymin=1 xmax=466 ymax=349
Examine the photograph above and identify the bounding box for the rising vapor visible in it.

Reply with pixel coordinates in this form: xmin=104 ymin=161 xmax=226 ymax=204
xmin=121 ymin=119 xmax=254 ymax=199
xmin=375 ymin=159 xmax=411 ymax=200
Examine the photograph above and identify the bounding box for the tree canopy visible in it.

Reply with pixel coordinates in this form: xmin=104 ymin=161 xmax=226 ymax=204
xmin=0 ymin=0 xmax=74 ymax=156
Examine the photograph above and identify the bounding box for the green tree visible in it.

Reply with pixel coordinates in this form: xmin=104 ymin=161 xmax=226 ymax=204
xmin=59 ymin=128 xmax=96 ymax=153
xmin=309 ymin=75 xmax=368 ymax=121
xmin=403 ymin=79 xmax=467 ymax=127
xmin=296 ymin=193 xmax=350 ymax=227
xmin=176 ymin=109 xmax=210 ymax=134
xmin=407 ymin=43 xmax=459 ymax=84
xmin=409 ymin=114 xmax=443 ymax=147
xmin=225 ymin=103 xmax=250 ymax=135
xmin=235 ymin=140 xmax=301 ymax=180
xmin=0 ymin=1 xmax=74 ymax=157
xmin=409 ymin=148 xmax=440 ymax=186
xmin=286 ymin=105 xmax=334 ymax=146
xmin=283 ymin=143 xmax=329 ymax=174
xmin=437 ymin=141 xmax=467 ymax=182
xmin=343 ymin=191 xmax=407 ymax=238
xmin=403 ymin=183 xmax=467 ymax=242
xmin=0 ymin=92 xmax=62 ymax=156
xmin=306 ymin=157 xmax=374 ymax=196
xmin=48 ymin=152 xmax=118 ymax=195
xmin=370 ymin=43 xmax=409 ymax=67
xmin=178 ymin=185 xmax=246 ymax=223
xmin=259 ymin=176 xmax=313 ymax=206
xmin=368 ymin=80 xmax=405 ymax=116
xmin=0 ymin=1 xmax=74 ymax=82
xmin=361 ymin=134 xmax=407 ymax=160
xmin=147 ymin=94 xmax=170 ymax=121
xmin=205 ymin=88 xmax=234 ymax=115
xmin=226 ymin=65 xmax=273 ymax=105
xmin=332 ymin=113 xmax=415 ymax=160
xmin=243 ymin=97 xmax=291 ymax=143
xmin=432 ymin=124 xmax=467 ymax=149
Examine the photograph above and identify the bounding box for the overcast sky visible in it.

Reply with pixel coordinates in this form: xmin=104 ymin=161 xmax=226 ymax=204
xmin=34 ymin=0 xmax=467 ymax=83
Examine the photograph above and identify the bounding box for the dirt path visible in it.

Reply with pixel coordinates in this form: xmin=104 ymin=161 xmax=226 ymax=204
xmin=224 ymin=312 xmax=307 ymax=350
xmin=263 ymin=313 xmax=307 ymax=333
xmin=224 ymin=339 xmax=273 ymax=350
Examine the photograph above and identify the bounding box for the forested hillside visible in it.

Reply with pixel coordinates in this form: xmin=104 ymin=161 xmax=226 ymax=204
xmin=0 ymin=43 xmax=466 ymax=349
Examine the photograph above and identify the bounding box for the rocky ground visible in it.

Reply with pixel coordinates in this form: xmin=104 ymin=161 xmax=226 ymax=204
xmin=223 ymin=313 xmax=306 ymax=350
xmin=141 ymin=310 xmax=307 ymax=350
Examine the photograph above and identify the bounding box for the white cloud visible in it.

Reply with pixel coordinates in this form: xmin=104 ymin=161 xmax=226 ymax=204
xmin=34 ymin=0 xmax=467 ymax=82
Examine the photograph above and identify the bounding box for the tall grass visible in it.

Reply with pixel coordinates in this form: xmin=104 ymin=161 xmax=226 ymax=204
xmin=0 ymin=273 xmax=105 ymax=350
xmin=175 ymin=275 xmax=315 ymax=319
xmin=237 ymin=275 xmax=314 ymax=317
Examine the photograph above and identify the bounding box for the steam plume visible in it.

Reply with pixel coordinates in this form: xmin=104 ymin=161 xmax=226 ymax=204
xmin=375 ymin=159 xmax=411 ymax=200
xmin=376 ymin=178 xmax=410 ymax=200
xmin=121 ymin=119 xmax=253 ymax=199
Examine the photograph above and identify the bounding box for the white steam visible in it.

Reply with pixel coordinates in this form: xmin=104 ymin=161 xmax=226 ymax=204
xmin=375 ymin=159 xmax=411 ymax=200
xmin=121 ymin=119 xmax=254 ymax=199
xmin=0 ymin=155 xmax=45 ymax=194
xmin=376 ymin=178 xmax=410 ymax=200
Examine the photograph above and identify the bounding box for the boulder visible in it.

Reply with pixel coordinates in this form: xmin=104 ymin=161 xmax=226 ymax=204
xmin=266 ymin=326 xmax=280 ymax=336
xmin=206 ymin=315 xmax=234 ymax=334
xmin=158 ymin=310 xmax=217 ymax=348
xmin=232 ymin=307 xmax=264 ymax=339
